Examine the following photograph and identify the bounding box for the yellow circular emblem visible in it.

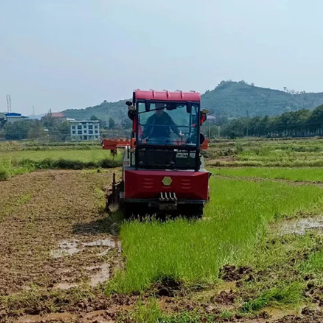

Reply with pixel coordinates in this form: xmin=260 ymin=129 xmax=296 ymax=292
xmin=162 ymin=176 xmax=172 ymax=186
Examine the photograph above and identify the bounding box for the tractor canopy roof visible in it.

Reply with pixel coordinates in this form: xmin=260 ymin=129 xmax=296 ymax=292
xmin=134 ymin=90 xmax=200 ymax=102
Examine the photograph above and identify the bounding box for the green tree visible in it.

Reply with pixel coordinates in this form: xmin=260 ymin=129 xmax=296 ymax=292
xmin=121 ymin=118 xmax=132 ymax=129
xmin=27 ymin=120 xmax=46 ymax=139
xmin=4 ymin=121 xmax=32 ymax=140
xmin=109 ymin=117 xmax=116 ymax=130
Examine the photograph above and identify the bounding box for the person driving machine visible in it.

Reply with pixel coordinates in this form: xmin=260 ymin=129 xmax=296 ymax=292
xmin=142 ymin=103 xmax=183 ymax=144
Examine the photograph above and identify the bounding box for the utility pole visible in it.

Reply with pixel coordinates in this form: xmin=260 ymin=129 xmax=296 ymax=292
xmin=32 ymin=105 xmax=35 ymax=116
xmin=6 ymin=95 xmax=11 ymax=113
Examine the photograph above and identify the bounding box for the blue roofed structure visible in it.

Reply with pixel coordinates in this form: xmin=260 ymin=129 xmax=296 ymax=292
xmin=5 ymin=112 xmax=28 ymax=123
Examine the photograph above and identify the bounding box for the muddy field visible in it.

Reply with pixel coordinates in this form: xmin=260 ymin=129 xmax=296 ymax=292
xmin=0 ymin=170 xmax=126 ymax=322
xmin=2 ymin=169 xmax=323 ymax=322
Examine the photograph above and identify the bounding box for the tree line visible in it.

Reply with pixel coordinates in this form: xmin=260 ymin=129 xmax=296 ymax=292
xmin=220 ymin=105 xmax=323 ymax=138
xmin=4 ymin=105 xmax=323 ymax=141
xmin=0 ymin=114 xmax=130 ymax=141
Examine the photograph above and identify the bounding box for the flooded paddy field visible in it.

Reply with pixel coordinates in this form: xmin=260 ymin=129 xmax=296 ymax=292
xmin=3 ymin=140 xmax=323 ymax=322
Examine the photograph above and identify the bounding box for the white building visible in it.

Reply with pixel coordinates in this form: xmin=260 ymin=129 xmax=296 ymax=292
xmin=5 ymin=113 xmax=28 ymax=123
xmin=70 ymin=120 xmax=100 ymax=141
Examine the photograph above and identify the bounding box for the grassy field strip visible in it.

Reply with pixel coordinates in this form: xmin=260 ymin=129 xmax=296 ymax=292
xmin=207 ymin=160 xmax=323 ymax=168
xmin=107 ymin=177 xmax=323 ymax=294
xmin=206 ymin=139 xmax=323 ymax=167
xmin=0 ymin=149 xmax=115 ymax=162
xmin=211 ymin=167 xmax=323 ymax=182
xmin=0 ymin=149 xmax=122 ymax=180
xmin=0 ymin=141 xmax=101 ymax=152
xmin=238 ymin=154 xmax=323 ymax=161
xmin=0 ymin=159 xmax=34 ymax=180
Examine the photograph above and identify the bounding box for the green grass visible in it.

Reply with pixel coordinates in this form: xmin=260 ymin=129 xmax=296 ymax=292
xmin=0 ymin=158 xmax=35 ymax=180
xmin=118 ymin=298 xmax=216 ymax=323
xmin=300 ymin=248 xmax=323 ymax=276
xmin=211 ymin=167 xmax=323 ymax=182
xmin=0 ymin=140 xmax=101 ymax=152
xmin=0 ymin=148 xmax=122 ymax=180
xmin=206 ymin=137 xmax=323 ymax=167
xmin=241 ymin=282 xmax=302 ymax=313
xmin=107 ymin=177 xmax=323 ymax=294
xmin=233 ymin=219 xmax=323 ymax=314
xmin=0 ymin=149 xmax=114 ymax=162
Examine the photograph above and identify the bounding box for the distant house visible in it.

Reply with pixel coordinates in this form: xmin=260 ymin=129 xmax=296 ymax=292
xmin=70 ymin=120 xmax=100 ymax=141
xmin=41 ymin=111 xmax=66 ymax=123
xmin=50 ymin=112 xmax=65 ymax=119
xmin=5 ymin=113 xmax=28 ymax=123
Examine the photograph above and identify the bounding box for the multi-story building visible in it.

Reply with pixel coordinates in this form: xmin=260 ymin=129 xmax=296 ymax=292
xmin=70 ymin=120 xmax=100 ymax=141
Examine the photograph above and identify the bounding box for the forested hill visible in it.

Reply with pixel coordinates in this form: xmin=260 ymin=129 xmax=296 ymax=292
xmin=63 ymin=99 xmax=129 ymax=122
xmin=202 ymin=81 xmax=323 ymax=117
xmin=62 ymin=81 xmax=323 ymax=121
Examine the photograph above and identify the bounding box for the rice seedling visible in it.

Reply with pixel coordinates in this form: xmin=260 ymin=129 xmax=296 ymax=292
xmin=211 ymin=167 xmax=323 ymax=182
xmin=107 ymin=177 xmax=323 ymax=294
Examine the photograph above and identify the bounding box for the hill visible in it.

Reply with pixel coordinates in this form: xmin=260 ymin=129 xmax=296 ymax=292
xmin=202 ymin=81 xmax=323 ymax=117
xmin=62 ymin=81 xmax=323 ymax=121
xmin=63 ymin=99 xmax=129 ymax=123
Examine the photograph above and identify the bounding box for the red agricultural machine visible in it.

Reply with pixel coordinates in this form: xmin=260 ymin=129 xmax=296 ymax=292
xmin=102 ymin=90 xmax=211 ymax=218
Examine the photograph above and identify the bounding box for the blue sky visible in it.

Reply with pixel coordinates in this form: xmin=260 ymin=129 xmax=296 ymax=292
xmin=1 ymin=0 xmax=323 ymax=115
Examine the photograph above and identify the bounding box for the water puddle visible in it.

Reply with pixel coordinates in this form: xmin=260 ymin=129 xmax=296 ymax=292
xmin=82 ymin=237 xmax=121 ymax=252
xmin=50 ymin=240 xmax=80 ymax=258
xmin=86 ymin=263 xmax=110 ymax=287
xmin=48 ymin=236 xmax=118 ymax=290
xmin=279 ymin=217 xmax=323 ymax=235
xmin=50 ymin=236 xmax=121 ymax=259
